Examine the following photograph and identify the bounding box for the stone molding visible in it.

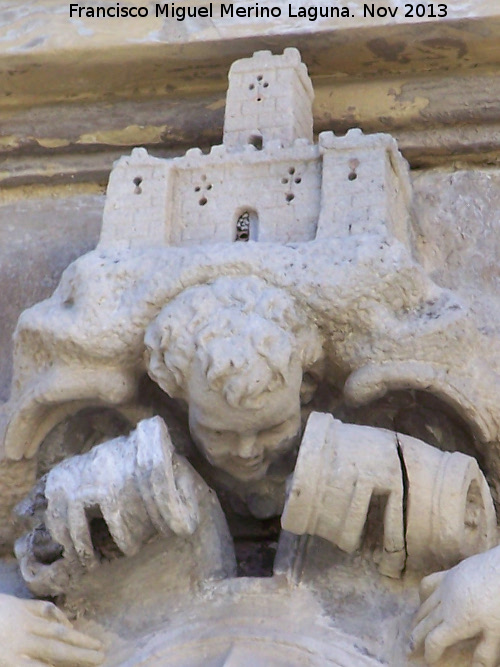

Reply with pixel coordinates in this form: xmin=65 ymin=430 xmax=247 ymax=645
xmin=1 ymin=3 xmax=500 ymax=189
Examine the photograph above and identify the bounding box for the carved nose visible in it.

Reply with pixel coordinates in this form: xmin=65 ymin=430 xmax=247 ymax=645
xmin=237 ymin=434 xmax=259 ymax=458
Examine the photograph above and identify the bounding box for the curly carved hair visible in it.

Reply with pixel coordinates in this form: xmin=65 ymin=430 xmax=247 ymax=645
xmin=144 ymin=276 xmax=323 ymax=409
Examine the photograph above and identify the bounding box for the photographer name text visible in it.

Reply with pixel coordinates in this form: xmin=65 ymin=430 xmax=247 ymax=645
xmin=68 ymin=3 xmax=449 ymax=21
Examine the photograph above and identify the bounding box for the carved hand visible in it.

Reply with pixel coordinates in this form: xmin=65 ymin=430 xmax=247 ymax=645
xmin=17 ymin=417 xmax=200 ymax=595
xmin=0 ymin=593 xmax=104 ymax=666
xmin=411 ymin=545 xmax=500 ymax=666
xmin=43 ymin=417 xmax=199 ymax=569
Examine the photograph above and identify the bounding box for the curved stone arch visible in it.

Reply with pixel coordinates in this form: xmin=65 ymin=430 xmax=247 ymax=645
xmin=109 ymin=579 xmax=384 ymax=667
xmin=344 ymin=361 xmax=496 ymax=444
xmin=1 ymin=365 xmax=140 ymax=460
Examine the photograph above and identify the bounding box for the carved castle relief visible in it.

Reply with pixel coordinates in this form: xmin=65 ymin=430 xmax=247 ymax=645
xmin=1 ymin=48 xmax=500 ymax=666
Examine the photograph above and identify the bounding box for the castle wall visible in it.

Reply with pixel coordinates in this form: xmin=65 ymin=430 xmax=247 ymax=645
xmin=100 ymin=149 xmax=174 ymax=249
xmin=1 ymin=2 xmax=499 ymax=397
xmin=99 ymin=142 xmax=321 ymax=247
xmin=168 ymin=142 xmax=321 ymax=245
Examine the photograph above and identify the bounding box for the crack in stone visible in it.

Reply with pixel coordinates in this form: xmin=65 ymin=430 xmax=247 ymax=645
xmin=395 ymin=432 xmax=409 ymax=573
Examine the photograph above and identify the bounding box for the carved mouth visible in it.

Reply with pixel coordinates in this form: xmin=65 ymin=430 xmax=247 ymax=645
xmin=223 ymin=456 xmax=267 ymax=480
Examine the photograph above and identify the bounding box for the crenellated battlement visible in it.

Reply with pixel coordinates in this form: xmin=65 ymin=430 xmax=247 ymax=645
xmin=99 ymin=49 xmax=412 ymax=250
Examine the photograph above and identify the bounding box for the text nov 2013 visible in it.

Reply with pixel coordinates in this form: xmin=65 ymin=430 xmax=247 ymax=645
xmin=68 ymin=3 xmax=449 ymax=20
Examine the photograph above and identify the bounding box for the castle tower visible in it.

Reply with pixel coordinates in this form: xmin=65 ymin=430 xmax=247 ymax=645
xmin=223 ymin=48 xmax=314 ymax=151
xmin=99 ymin=148 xmax=174 ymax=248
xmin=316 ymin=130 xmax=413 ymax=248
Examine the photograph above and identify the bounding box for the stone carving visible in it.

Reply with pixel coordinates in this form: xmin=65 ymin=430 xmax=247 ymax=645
xmin=116 ymin=579 xmax=384 ymax=667
xmin=412 ymin=548 xmax=500 ymax=667
xmin=0 ymin=594 xmax=103 ymax=666
xmin=15 ymin=417 xmax=229 ymax=597
xmin=282 ymin=412 xmax=496 ymax=579
xmin=0 ymin=48 xmax=499 ymax=666
xmin=144 ymin=275 xmax=322 ymax=516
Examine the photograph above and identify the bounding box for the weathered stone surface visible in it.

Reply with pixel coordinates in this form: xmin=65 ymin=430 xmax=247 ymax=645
xmin=412 ymin=168 xmax=500 ymax=297
xmin=3 ymin=167 xmax=500 ymax=405
xmin=2 ymin=2 xmax=500 ymax=179
xmin=0 ymin=185 xmax=103 ymax=401
xmin=1 ymin=38 xmax=500 ymax=667
xmin=0 ymin=592 xmax=104 ymax=666
xmin=282 ymin=413 xmax=496 ymax=577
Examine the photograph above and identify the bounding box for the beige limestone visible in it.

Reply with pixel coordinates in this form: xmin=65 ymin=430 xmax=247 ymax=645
xmin=4 ymin=168 xmax=500 ymax=408
xmin=282 ymin=412 xmax=407 ymax=578
xmin=0 ymin=184 xmax=103 ymax=402
xmin=16 ymin=416 xmax=235 ymax=597
xmin=224 ymin=48 xmax=314 ymax=150
xmin=2 ymin=1 xmax=499 ymax=190
xmin=100 ymin=578 xmax=383 ymax=666
xmin=2 ymin=1 xmax=498 ymax=109
xmin=283 ymin=413 xmax=496 ymax=578
xmin=0 ymin=593 xmax=104 ymax=666
xmin=412 ymin=548 xmax=500 ymax=666
xmin=1 ymin=40 xmax=500 ymax=667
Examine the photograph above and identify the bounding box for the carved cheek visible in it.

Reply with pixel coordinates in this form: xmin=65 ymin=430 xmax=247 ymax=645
xmin=196 ymin=432 xmax=233 ymax=463
xmin=260 ymin=431 xmax=292 ymax=456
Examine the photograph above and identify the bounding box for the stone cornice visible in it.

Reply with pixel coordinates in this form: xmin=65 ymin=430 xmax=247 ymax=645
xmin=1 ymin=2 xmax=500 ymax=183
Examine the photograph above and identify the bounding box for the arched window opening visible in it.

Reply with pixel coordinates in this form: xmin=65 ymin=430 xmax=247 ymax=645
xmin=235 ymin=210 xmax=259 ymax=242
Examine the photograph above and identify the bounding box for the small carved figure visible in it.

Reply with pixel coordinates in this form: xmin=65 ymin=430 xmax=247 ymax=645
xmin=16 ymin=276 xmax=323 ymax=593
xmin=145 ymin=276 xmax=323 ymax=485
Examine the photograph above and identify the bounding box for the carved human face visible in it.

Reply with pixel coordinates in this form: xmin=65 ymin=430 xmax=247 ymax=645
xmin=187 ymin=360 xmax=302 ymax=481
